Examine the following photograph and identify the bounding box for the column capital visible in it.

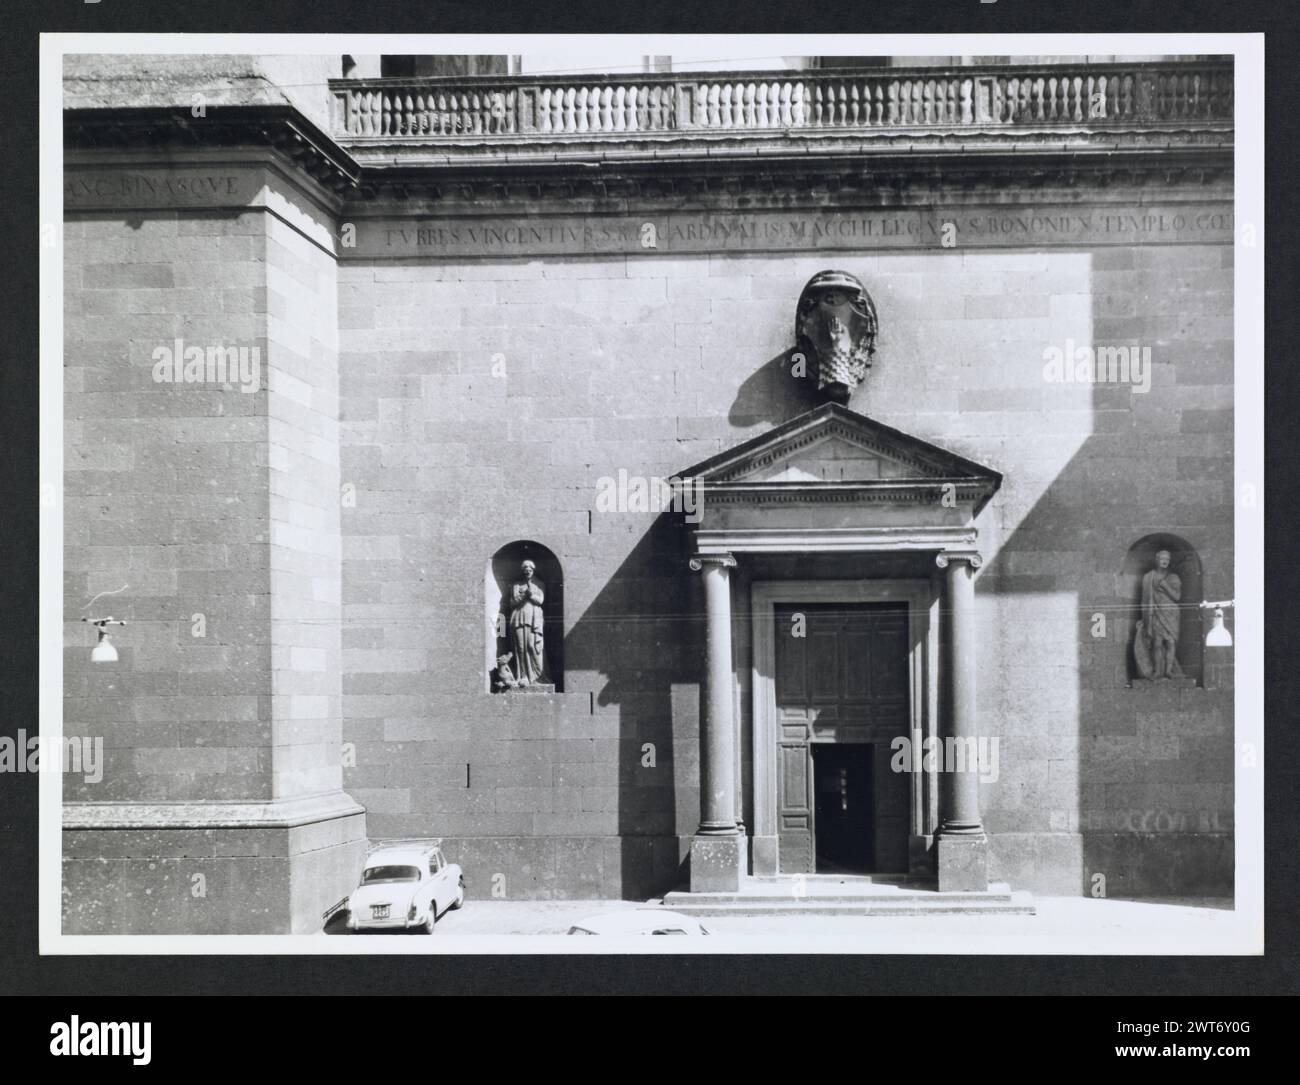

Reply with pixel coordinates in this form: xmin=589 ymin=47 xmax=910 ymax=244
xmin=689 ymin=552 xmax=737 ymax=572
xmin=936 ymin=549 xmax=982 ymax=570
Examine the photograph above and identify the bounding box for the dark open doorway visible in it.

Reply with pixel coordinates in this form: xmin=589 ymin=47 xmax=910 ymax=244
xmin=812 ymin=744 xmax=875 ymax=873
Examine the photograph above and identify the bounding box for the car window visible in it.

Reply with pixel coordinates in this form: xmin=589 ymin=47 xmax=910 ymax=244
xmin=361 ymin=865 xmax=421 ymax=884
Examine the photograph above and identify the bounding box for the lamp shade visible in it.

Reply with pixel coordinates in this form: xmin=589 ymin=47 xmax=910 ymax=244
xmin=91 ymin=634 xmax=118 ymax=663
xmin=1205 ymin=607 xmax=1233 ymax=648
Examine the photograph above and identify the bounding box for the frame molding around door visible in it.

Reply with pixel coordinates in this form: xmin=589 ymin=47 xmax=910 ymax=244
xmin=750 ymin=579 xmax=940 ymax=877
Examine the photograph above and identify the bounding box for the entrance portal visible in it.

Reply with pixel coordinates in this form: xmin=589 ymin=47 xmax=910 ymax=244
xmin=773 ymin=602 xmax=911 ymax=874
xmin=812 ymin=744 xmax=874 ymax=873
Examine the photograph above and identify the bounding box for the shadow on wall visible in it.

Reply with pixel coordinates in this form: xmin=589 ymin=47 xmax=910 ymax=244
xmin=564 ymin=512 xmax=699 ymax=899
xmin=728 ymin=348 xmax=824 ymax=429
xmin=976 ymin=250 xmax=1233 ymax=900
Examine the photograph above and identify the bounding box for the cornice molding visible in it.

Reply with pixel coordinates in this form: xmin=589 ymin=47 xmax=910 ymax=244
xmin=63 ymin=103 xmax=1232 ymax=213
xmin=64 ymin=105 xmax=362 ymax=195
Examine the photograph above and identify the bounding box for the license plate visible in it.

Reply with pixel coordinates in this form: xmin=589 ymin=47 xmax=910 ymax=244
xmin=371 ymin=904 xmax=390 ymax=919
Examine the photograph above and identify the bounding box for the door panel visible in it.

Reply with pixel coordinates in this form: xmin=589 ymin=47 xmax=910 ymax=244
xmin=809 ymin=629 xmax=840 ymax=701
xmin=774 ymin=602 xmax=911 ymax=874
xmin=778 ymin=742 xmax=813 ymax=874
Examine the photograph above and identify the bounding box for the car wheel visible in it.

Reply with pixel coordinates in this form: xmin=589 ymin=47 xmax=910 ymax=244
xmin=451 ymin=876 xmax=465 ymax=910
xmin=423 ymin=907 xmax=437 ymax=934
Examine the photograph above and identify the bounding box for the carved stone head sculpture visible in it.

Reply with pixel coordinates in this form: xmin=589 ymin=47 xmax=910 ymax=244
xmin=795 ymin=270 xmax=879 ymax=403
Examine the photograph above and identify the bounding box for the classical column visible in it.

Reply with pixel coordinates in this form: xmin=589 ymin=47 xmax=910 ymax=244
xmin=688 ymin=553 xmax=745 ymax=891
xmin=935 ymin=551 xmax=989 ymax=891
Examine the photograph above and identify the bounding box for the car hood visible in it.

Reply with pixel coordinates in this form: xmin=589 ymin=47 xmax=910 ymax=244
xmin=349 ymin=882 xmax=418 ymax=912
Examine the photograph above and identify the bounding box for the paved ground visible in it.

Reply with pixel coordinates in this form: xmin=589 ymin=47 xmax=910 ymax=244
xmin=326 ymin=895 xmax=1253 ymax=953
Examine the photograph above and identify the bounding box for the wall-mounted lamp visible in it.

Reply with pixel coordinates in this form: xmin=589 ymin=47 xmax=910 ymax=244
xmin=81 ymin=616 xmax=126 ymax=663
xmin=1200 ymin=599 xmax=1234 ymax=648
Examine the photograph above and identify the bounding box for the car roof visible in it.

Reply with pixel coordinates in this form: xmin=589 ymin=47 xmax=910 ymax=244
xmin=363 ymin=847 xmax=434 ymax=867
xmin=570 ymin=910 xmax=703 ymax=934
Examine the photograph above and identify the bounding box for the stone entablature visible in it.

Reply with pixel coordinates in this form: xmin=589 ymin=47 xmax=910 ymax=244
xmin=64 ymin=59 xmax=1235 ymax=247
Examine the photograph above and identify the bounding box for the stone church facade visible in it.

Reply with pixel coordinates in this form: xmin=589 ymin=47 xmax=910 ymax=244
xmin=61 ymin=54 xmax=1235 ymax=932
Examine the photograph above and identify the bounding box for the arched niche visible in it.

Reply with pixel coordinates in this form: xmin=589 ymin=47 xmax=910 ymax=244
xmin=1120 ymin=533 xmax=1204 ymax=686
xmin=485 ymin=541 xmax=564 ymax=693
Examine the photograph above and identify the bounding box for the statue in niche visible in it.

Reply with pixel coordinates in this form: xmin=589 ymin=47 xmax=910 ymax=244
xmin=505 ymin=560 xmax=546 ymax=687
xmin=1134 ymin=549 xmax=1184 ymax=679
xmin=795 ymin=270 xmax=879 ymax=404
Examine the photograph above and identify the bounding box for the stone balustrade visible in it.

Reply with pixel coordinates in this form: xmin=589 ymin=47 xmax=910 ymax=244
xmin=330 ymin=62 xmax=1233 ymax=141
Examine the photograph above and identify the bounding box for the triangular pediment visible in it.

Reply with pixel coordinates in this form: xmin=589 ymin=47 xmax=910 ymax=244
xmin=682 ymin=403 xmax=1002 ymax=498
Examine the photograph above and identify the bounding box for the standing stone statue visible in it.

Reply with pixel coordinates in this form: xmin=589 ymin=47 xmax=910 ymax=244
xmin=506 ymin=560 xmax=546 ymax=686
xmin=1134 ymin=549 xmax=1184 ymax=679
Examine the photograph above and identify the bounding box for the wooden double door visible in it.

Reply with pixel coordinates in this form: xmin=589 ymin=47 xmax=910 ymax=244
xmin=773 ymin=602 xmax=911 ymax=874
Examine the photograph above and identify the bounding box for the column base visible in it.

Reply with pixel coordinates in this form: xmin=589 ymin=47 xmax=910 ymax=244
xmin=689 ymin=833 xmax=746 ymax=893
xmin=936 ymin=832 xmax=988 ymax=892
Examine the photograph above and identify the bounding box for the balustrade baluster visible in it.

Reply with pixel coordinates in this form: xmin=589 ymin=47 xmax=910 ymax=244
xmin=570 ymin=87 xmax=584 ymax=133
xmin=608 ymin=86 xmax=622 ymax=132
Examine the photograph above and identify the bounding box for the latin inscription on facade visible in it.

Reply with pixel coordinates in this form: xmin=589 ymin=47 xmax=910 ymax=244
xmin=357 ymin=204 xmax=1233 ymax=258
xmin=61 ymin=170 xmax=1233 ymax=256
xmin=64 ymin=169 xmax=255 ymax=209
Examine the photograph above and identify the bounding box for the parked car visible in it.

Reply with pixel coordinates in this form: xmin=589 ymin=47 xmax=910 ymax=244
xmin=567 ymin=909 xmax=710 ymax=936
xmin=346 ymin=842 xmax=464 ymax=933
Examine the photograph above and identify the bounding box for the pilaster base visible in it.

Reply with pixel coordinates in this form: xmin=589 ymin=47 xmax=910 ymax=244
xmin=751 ymin=834 xmax=779 ymax=877
xmin=62 ymin=793 xmax=367 ymax=934
xmin=689 ymin=833 xmax=746 ymax=893
xmin=936 ymin=833 xmax=988 ymax=892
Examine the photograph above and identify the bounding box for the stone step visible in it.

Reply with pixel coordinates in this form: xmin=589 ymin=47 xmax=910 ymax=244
xmin=662 ymin=898 xmax=1038 ymax=918
xmin=661 ymin=881 xmax=1036 ymax=916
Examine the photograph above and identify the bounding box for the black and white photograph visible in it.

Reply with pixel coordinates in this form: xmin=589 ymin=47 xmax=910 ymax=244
xmin=38 ymin=31 xmax=1264 ymax=962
